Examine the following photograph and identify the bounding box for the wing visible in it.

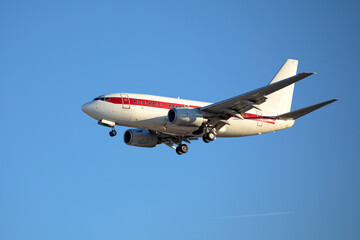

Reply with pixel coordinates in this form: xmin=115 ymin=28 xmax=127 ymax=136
xmin=200 ymin=72 xmax=315 ymax=130
xmin=151 ymin=131 xmax=198 ymax=149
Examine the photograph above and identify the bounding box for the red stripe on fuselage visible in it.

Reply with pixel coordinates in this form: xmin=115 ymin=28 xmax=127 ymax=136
xmin=105 ymin=97 xmax=276 ymax=124
xmin=107 ymin=97 xmax=200 ymax=109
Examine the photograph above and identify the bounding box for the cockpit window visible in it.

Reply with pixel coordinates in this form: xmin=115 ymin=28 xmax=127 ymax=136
xmin=94 ymin=96 xmax=110 ymax=101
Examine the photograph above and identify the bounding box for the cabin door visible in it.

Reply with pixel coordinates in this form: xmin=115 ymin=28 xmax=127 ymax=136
xmin=121 ymin=94 xmax=130 ymax=109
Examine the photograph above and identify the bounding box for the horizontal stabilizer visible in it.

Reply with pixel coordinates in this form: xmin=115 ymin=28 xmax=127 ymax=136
xmin=277 ymin=99 xmax=338 ymax=120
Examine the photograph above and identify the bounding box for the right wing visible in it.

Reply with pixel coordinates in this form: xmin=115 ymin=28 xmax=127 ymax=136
xmin=200 ymin=72 xmax=315 ymax=129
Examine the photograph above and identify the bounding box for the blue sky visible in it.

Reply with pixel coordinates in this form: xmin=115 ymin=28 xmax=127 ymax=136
xmin=0 ymin=0 xmax=359 ymax=239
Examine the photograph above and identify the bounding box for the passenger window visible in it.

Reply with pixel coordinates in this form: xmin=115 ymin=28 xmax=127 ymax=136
xmin=168 ymin=104 xmax=171 ymax=108
xmin=161 ymin=103 xmax=163 ymax=106
xmin=153 ymin=102 xmax=155 ymax=105
xmin=145 ymin=101 xmax=147 ymax=104
xmin=156 ymin=103 xmax=159 ymax=106
xmin=141 ymin=101 xmax=143 ymax=104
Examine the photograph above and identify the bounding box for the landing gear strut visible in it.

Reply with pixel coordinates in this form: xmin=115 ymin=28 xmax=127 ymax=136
xmin=109 ymin=129 xmax=117 ymax=137
xmin=176 ymin=144 xmax=188 ymax=155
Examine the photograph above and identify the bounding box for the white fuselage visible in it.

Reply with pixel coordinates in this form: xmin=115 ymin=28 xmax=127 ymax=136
xmin=82 ymin=93 xmax=295 ymax=137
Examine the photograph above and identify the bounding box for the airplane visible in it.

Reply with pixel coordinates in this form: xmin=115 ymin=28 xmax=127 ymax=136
xmin=81 ymin=59 xmax=338 ymax=155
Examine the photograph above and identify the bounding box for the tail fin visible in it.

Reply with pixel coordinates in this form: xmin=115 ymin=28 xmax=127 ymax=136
xmin=260 ymin=59 xmax=298 ymax=114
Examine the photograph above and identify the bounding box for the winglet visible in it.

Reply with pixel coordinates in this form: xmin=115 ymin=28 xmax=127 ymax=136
xmin=277 ymin=99 xmax=338 ymax=120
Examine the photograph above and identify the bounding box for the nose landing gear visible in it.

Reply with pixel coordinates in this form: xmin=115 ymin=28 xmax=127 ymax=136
xmin=98 ymin=119 xmax=117 ymax=137
xmin=109 ymin=128 xmax=117 ymax=137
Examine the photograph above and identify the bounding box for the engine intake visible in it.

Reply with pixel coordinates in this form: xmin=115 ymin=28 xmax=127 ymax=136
xmin=123 ymin=129 xmax=158 ymax=148
xmin=167 ymin=108 xmax=205 ymax=127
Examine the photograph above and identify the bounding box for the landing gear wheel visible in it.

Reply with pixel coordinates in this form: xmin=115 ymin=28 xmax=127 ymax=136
xmin=109 ymin=129 xmax=117 ymax=137
xmin=179 ymin=144 xmax=188 ymax=153
xmin=202 ymin=132 xmax=216 ymax=143
xmin=176 ymin=144 xmax=188 ymax=155
xmin=176 ymin=148 xmax=183 ymax=155
xmin=202 ymin=135 xmax=211 ymax=143
xmin=207 ymin=132 xmax=216 ymax=141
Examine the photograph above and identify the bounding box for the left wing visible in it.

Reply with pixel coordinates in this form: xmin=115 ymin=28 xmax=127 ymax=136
xmin=200 ymin=72 xmax=315 ymax=130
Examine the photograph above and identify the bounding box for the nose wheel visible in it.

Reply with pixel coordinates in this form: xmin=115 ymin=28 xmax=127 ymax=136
xmin=109 ymin=129 xmax=117 ymax=137
xmin=176 ymin=144 xmax=188 ymax=155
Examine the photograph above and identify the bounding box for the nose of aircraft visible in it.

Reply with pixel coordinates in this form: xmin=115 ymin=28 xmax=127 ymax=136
xmin=81 ymin=101 xmax=98 ymax=119
xmin=81 ymin=102 xmax=91 ymax=114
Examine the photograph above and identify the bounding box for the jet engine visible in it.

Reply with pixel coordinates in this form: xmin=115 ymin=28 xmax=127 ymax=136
xmin=167 ymin=108 xmax=206 ymax=127
xmin=123 ymin=129 xmax=159 ymax=148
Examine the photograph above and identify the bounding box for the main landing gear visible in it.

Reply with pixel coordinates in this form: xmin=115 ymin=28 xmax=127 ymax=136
xmin=109 ymin=128 xmax=117 ymax=137
xmin=175 ymin=130 xmax=216 ymax=155
xmin=202 ymin=131 xmax=216 ymax=143
xmin=176 ymin=144 xmax=188 ymax=155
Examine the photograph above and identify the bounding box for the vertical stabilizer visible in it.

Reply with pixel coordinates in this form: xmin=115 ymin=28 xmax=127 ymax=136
xmin=260 ymin=59 xmax=298 ymax=114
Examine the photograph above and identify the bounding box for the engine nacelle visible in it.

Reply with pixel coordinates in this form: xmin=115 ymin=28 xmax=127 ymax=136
xmin=167 ymin=108 xmax=206 ymax=127
xmin=123 ymin=129 xmax=159 ymax=148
